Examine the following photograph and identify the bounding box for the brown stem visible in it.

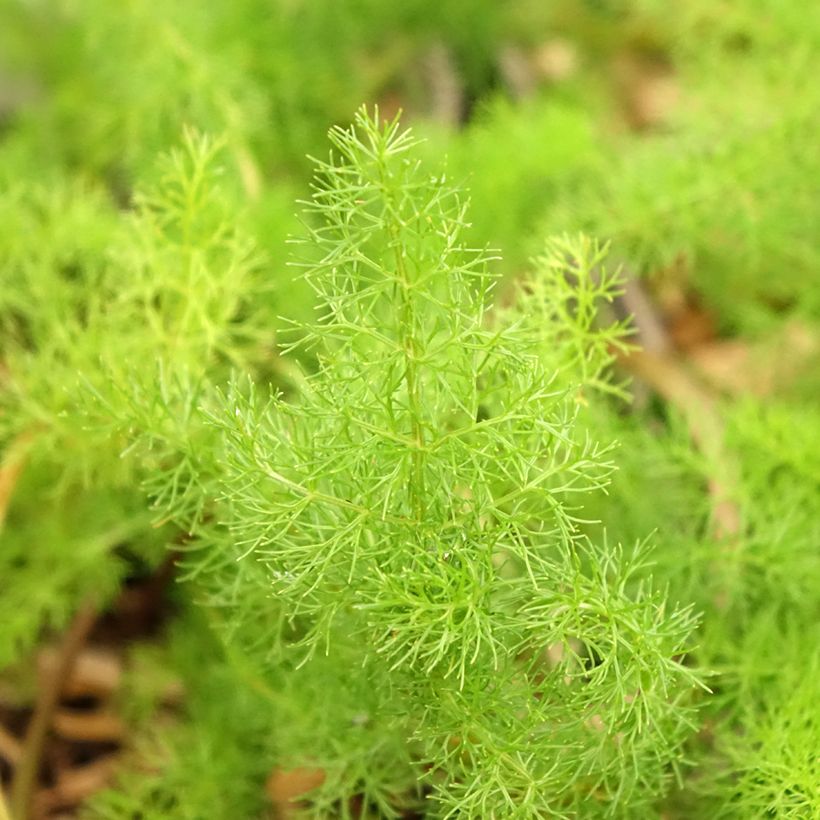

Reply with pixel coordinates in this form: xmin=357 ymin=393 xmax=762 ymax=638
xmin=617 ymin=278 xmax=673 ymax=356
xmin=9 ymin=602 xmax=97 ymax=820
xmin=623 ymin=349 xmax=740 ymax=542
xmin=613 ymin=272 xmax=740 ymax=542
xmin=0 ymin=786 xmax=11 ymax=820
xmin=0 ymin=724 xmax=22 ymax=767
xmin=424 ymin=41 xmax=464 ymax=125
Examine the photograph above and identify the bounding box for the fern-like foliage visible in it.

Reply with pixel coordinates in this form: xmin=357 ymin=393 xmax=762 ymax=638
xmin=131 ymin=108 xmax=701 ymax=817
xmin=0 ymin=131 xmax=278 ymax=666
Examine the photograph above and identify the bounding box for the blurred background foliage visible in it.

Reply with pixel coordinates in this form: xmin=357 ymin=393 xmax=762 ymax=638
xmin=1 ymin=0 xmax=818 ymax=817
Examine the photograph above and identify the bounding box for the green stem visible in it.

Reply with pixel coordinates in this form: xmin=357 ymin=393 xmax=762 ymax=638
xmin=394 ymin=234 xmax=426 ymax=519
xmin=378 ymin=151 xmax=426 ymax=520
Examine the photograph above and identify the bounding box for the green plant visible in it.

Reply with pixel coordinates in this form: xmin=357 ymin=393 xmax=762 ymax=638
xmin=111 ymin=108 xmax=702 ymax=817
xmin=0 ymin=129 xmax=299 ymax=666
xmin=2 ymin=2 xmax=818 ymax=813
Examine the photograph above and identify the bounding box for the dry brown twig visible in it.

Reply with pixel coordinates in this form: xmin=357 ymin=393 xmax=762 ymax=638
xmin=38 ymin=647 xmax=122 ymax=702
xmin=616 ymin=275 xmax=741 ymax=542
xmin=423 ymin=41 xmax=464 ymax=126
xmin=53 ymin=709 xmax=125 ymax=744
xmin=32 ymin=756 xmax=119 ymax=818
xmin=266 ymin=767 xmax=326 ymax=819
xmin=0 ymin=785 xmax=11 ymax=820
xmin=624 ymin=349 xmax=741 ymax=541
xmin=0 ymin=724 xmax=22 ymax=768
xmin=9 ymin=603 xmax=98 ymax=820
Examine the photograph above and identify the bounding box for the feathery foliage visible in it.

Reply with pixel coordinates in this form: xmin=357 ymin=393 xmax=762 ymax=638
xmin=114 ymin=108 xmax=702 ymax=817
xmin=1 ymin=1 xmax=818 ymax=816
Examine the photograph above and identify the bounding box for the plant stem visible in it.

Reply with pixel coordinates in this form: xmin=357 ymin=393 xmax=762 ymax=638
xmin=0 ymin=724 xmax=22 ymax=768
xmin=625 ymin=350 xmax=740 ymax=541
xmin=9 ymin=601 xmax=97 ymax=820
xmin=380 ymin=153 xmax=426 ymax=520
xmin=0 ymin=786 xmax=11 ymax=820
xmin=398 ymin=270 xmax=426 ymax=520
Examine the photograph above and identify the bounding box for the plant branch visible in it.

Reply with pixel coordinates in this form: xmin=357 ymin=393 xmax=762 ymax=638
xmin=0 ymin=724 xmax=22 ymax=767
xmin=0 ymin=785 xmax=11 ymax=820
xmin=9 ymin=601 xmax=97 ymax=820
xmin=616 ymin=274 xmax=740 ymax=542
xmin=623 ymin=350 xmax=740 ymax=542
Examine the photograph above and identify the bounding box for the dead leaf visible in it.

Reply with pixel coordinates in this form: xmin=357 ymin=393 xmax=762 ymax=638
xmin=53 ymin=709 xmax=125 ymax=743
xmin=0 ymin=722 xmax=22 ymax=765
xmin=690 ymin=321 xmax=819 ymax=397
xmin=534 ymin=39 xmax=578 ymax=83
xmin=614 ymin=53 xmax=679 ymax=131
xmin=668 ymin=304 xmax=718 ymax=350
xmin=38 ymin=647 xmax=122 ymax=701
xmin=267 ymin=766 xmax=326 ymax=818
xmin=33 ymin=755 xmax=119 ymax=816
